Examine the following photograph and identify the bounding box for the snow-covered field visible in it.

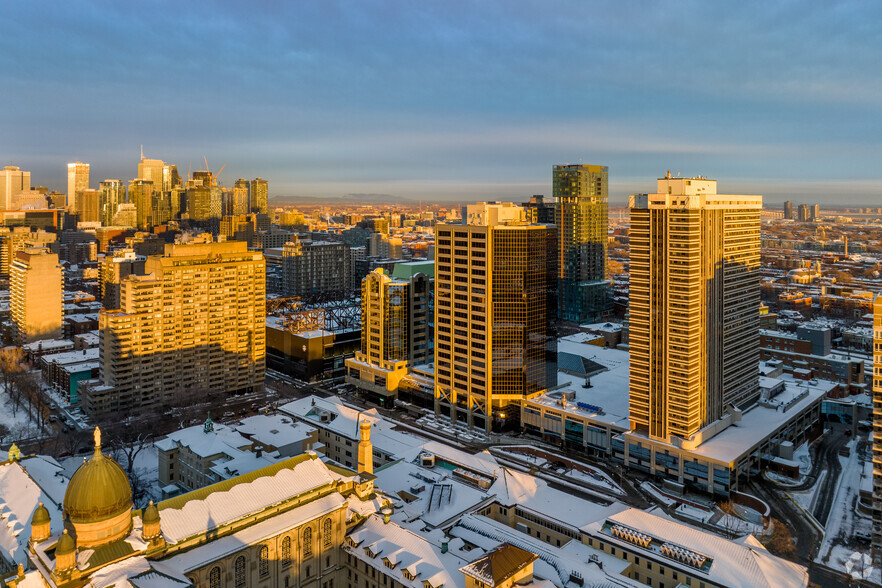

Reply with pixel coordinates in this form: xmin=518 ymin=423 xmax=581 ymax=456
xmin=0 ymin=382 xmax=45 ymax=442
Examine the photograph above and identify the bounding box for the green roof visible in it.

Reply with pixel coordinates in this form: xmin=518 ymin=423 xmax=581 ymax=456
xmin=158 ymin=453 xmax=315 ymax=512
xmin=391 ymin=260 xmax=434 ymax=280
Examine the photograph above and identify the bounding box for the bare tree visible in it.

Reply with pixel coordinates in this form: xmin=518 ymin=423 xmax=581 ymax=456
xmin=0 ymin=347 xmax=26 ymax=418
xmin=0 ymin=423 xmax=10 ymax=446
xmin=105 ymin=418 xmax=157 ymax=476
xmin=762 ymin=517 xmax=797 ymax=559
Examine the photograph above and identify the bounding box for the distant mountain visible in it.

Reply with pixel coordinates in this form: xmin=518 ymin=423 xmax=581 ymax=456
xmin=271 ymin=193 xmax=414 ymax=205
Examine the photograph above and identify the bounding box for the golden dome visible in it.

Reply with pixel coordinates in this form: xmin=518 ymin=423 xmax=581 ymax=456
xmin=142 ymin=501 xmax=159 ymax=525
xmin=63 ymin=427 xmax=132 ymax=524
xmin=31 ymin=502 xmax=50 ymax=526
xmin=56 ymin=530 xmax=75 ymax=555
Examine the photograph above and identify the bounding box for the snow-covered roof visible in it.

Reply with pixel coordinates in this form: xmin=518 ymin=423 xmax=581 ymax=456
xmin=0 ymin=456 xmax=68 ymax=565
xmin=163 ymin=493 xmax=345 ymax=573
xmin=582 ymin=508 xmax=808 ymax=588
xmin=158 ymin=454 xmax=336 ymax=543
xmin=234 ymin=414 xmax=315 ymax=451
xmin=346 ymin=515 xmax=468 ymax=588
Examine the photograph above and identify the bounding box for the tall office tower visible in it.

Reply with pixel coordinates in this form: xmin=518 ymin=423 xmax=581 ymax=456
xmin=811 ymin=204 xmax=820 ymax=221
xmin=280 ymin=236 xmax=352 ymax=297
xmin=10 ymin=247 xmax=63 ymax=344
xmin=554 ymin=164 xmax=610 ymax=324
xmin=99 ymin=180 xmax=125 ymax=226
xmin=523 ymin=195 xmax=556 ymax=224
xmin=797 ymin=203 xmax=809 ymax=221
xmin=783 ymin=200 xmax=793 ymax=219
xmin=138 ymin=157 xmax=165 ymax=191
xmin=47 ymin=191 xmax=66 ymax=209
xmin=67 ymin=162 xmax=90 ymax=210
xmin=76 ymin=189 xmax=101 ymax=223
xmin=345 ymin=268 xmax=431 ymax=404
xmin=231 ymin=184 xmax=249 ymax=215
xmin=251 ymin=178 xmax=268 ymax=215
xmin=0 ymin=228 xmax=58 ymax=277
xmin=234 ymin=179 xmax=250 ymax=211
xmin=628 ymin=173 xmax=761 ymax=441
xmin=434 ymin=202 xmax=557 ymax=433
xmin=81 ymin=241 xmax=265 ymax=420
xmin=99 ymin=249 xmax=146 ymax=309
xmin=129 ymin=179 xmax=155 ymax=230
xmin=186 ymin=185 xmax=223 ymax=222
xmin=873 ymin=295 xmax=882 ymax=561
xmin=0 ymin=166 xmax=31 ymax=210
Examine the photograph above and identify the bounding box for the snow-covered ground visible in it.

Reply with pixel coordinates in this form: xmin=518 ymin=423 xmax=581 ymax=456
xmin=0 ymin=382 xmax=45 ymax=443
xmin=676 ymin=503 xmax=713 ymax=523
xmin=815 ymin=439 xmax=879 ymax=584
xmin=789 ymin=470 xmax=825 ymax=512
xmin=415 ymin=415 xmax=490 ymax=442
xmin=60 ymin=443 xmax=161 ymax=507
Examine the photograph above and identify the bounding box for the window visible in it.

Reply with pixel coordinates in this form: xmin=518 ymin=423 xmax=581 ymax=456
xmin=209 ymin=567 xmax=221 ymax=588
xmin=234 ymin=555 xmax=246 ymax=587
xmin=304 ymin=527 xmax=313 ymax=557
xmin=259 ymin=545 xmax=269 ymax=577
xmin=281 ymin=536 xmax=292 ymax=567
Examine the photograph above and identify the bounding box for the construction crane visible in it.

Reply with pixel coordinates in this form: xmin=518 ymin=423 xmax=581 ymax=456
xmin=201 ymin=156 xmax=226 ymax=187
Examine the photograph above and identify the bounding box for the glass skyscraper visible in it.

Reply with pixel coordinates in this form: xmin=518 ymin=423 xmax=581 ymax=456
xmin=554 ymin=164 xmax=610 ymax=324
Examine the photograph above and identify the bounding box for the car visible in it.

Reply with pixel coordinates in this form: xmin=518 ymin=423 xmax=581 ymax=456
xmin=48 ymin=415 xmax=57 ymax=423
xmin=223 ymin=411 xmax=234 ymax=419
xmin=844 ymin=429 xmax=852 ymax=436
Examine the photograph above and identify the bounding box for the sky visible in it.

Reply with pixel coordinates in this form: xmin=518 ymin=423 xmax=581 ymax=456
xmin=1 ymin=0 xmax=881 ymax=205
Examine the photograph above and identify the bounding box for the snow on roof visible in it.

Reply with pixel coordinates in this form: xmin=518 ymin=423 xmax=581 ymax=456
xmin=0 ymin=457 xmax=68 ymax=565
xmin=346 ymin=514 xmax=468 ymax=588
xmin=234 ymin=414 xmax=315 ymax=450
xmin=40 ymin=348 xmax=99 ymax=366
xmin=582 ymin=508 xmax=808 ymax=588
xmin=158 ymin=455 xmax=336 ymax=543
xmin=488 ymin=468 xmax=624 ymax=531
xmin=154 ymin=422 xmax=253 ymax=457
xmin=163 ymin=493 xmax=345 ymax=573
xmin=449 ymin=514 xmax=632 ymax=588
xmin=676 ymin=378 xmax=833 ymax=464
xmin=280 ymin=396 xmax=421 ymax=458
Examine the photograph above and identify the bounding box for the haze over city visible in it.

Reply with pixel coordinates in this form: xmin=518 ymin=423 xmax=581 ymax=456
xmin=2 ymin=0 xmax=881 ymax=204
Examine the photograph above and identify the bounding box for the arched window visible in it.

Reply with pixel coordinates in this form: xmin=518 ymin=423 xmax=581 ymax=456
xmin=281 ymin=536 xmax=292 ymax=567
xmin=209 ymin=567 xmax=221 ymax=588
xmin=259 ymin=545 xmax=269 ymax=577
xmin=303 ymin=527 xmax=313 ymax=557
xmin=323 ymin=518 xmax=332 ymax=547
xmin=234 ymin=555 xmax=246 ymax=588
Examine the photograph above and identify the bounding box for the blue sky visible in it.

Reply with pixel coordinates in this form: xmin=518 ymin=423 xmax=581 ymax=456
xmin=1 ymin=0 xmax=880 ymax=204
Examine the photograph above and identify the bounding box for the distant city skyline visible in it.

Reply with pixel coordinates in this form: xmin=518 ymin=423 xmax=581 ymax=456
xmin=2 ymin=1 xmax=881 ymax=205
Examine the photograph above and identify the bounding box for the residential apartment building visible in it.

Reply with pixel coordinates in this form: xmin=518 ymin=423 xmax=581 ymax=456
xmin=0 ymin=227 xmax=57 ymax=277
xmin=345 ymin=268 xmax=431 ymax=404
xmin=554 ymin=163 xmax=610 ymax=323
xmin=628 ymin=174 xmax=761 ymax=441
xmin=99 ymin=249 xmax=146 ymax=309
xmin=434 ymin=202 xmax=557 ymax=433
xmin=80 ymin=240 xmax=265 ymax=420
xmin=10 ymin=247 xmax=63 ymax=344
xmin=251 ymin=177 xmax=268 ymax=214
xmin=280 ymin=236 xmax=352 ymax=297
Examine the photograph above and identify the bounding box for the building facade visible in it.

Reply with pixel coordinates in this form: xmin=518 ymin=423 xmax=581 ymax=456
xmin=873 ymin=295 xmax=882 ymax=561
xmin=345 ymin=268 xmax=431 ymax=404
xmin=434 ymin=202 xmax=557 ymax=433
xmin=66 ymin=161 xmax=89 ymax=211
xmin=10 ymin=247 xmax=63 ymax=344
xmin=0 ymin=166 xmax=31 ymax=210
xmin=628 ymin=174 xmax=761 ymax=441
xmin=98 ymin=180 xmax=125 ymax=226
xmin=554 ymin=164 xmax=610 ymax=324
xmin=280 ymin=237 xmax=352 ymax=297
xmin=81 ymin=241 xmax=266 ymax=420
xmin=252 ymin=177 xmax=268 ymax=214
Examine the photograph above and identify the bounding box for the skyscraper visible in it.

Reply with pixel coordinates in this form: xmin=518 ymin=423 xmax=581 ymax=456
xmin=251 ymin=177 xmax=268 ymax=215
xmin=873 ymin=295 xmax=882 ymax=560
xmin=628 ymin=174 xmax=761 ymax=441
xmin=129 ymin=179 xmax=155 ymax=230
xmin=76 ymin=189 xmax=101 ymax=223
xmin=81 ymin=240 xmax=266 ymax=420
xmin=554 ymin=164 xmax=610 ymax=324
xmin=280 ymin=236 xmax=351 ymax=296
xmin=783 ymin=200 xmax=793 ymax=219
xmin=234 ymin=178 xmax=250 ymax=214
xmin=99 ymin=180 xmax=125 ymax=226
xmin=434 ymin=202 xmax=557 ymax=433
xmin=345 ymin=268 xmax=431 ymax=405
xmin=811 ymin=203 xmax=820 ymax=221
xmin=10 ymin=247 xmax=63 ymax=344
xmin=0 ymin=166 xmax=31 ymax=210
xmin=797 ymin=203 xmax=809 ymax=221
xmin=67 ymin=162 xmax=90 ymax=211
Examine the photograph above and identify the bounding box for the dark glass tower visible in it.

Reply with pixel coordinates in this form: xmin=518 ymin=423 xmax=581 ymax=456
xmin=554 ymin=164 xmax=610 ymax=323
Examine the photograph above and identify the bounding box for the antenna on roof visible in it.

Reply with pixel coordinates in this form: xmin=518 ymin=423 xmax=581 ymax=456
xmin=140 ymin=144 xmax=144 ymax=161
